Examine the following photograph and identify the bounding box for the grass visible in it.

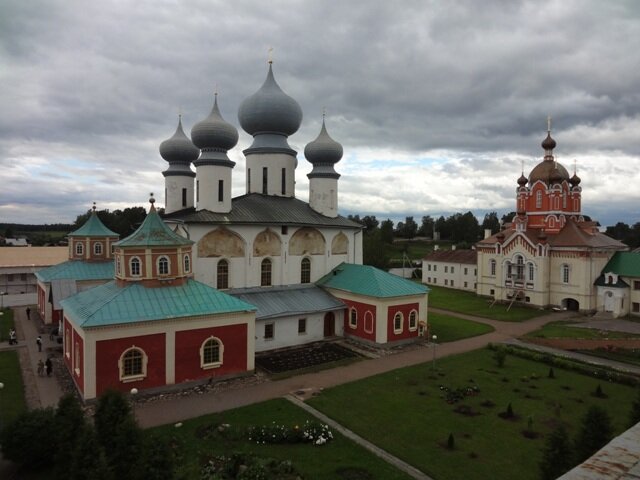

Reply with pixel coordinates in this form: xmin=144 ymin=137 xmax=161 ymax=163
xmin=427 ymin=285 xmax=545 ymax=321
xmin=150 ymin=398 xmax=413 ymax=479
xmin=388 ymin=240 xmax=435 ymax=262
xmin=0 ymin=350 xmax=27 ymax=430
xmin=524 ymin=321 xmax=640 ymax=340
xmin=307 ymin=348 xmax=637 ymax=480
xmin=573 ymin=348 xmax=640 ymax=367
xmin=0 ymin=308 xmax=15 ymax=343
xmin=428 ymin=312 xmax=494 ymax=343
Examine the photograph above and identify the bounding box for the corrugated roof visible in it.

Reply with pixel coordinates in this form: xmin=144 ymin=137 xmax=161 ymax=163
xmin=423 ymin=249 xmax=477 ymax=264
xmin=68 ymin=212 xmax=118 ymax=237
xmin=60 ymin=279 xmax=256 ymax=328
xmin=51 ymin=279 xmax=77 ymax=310
xmin=317 ymin=262 xmax=429 ymax=298
xmin=115 ymin=206 xmax=193 ymax=247
xmin=163 ymin=193 xmax=362 ymax=229
xmin=229 ymin=284 xmax=344 ymax=320
xmin=35 ymin=260 xmax=114 ymax=282
xmin=0 ymin=246 xmax=68 ymax=268
xmin=601 ymin=252 xmax=640 ymax=277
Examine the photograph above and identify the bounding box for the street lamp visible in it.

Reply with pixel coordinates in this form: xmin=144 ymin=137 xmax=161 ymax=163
xmin=0 ymin=382 xmax=4 ymax=430
xmin=130 ymin=387 xmax=138 ymax=418
xmin=0 ymin=292 xmax=5 ymax=311
xmin=432 ymin=335 xmax=438 ymax=372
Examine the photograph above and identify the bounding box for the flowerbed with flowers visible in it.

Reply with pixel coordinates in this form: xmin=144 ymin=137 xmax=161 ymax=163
xmin=247 ymin=420 xmax=334 ymax=446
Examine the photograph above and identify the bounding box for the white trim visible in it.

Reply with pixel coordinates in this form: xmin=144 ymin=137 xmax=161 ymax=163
xmin=157 ymin=255 xmax=170 ymax=276
xmin=364 ymin=311 xmax=374 ymax=334
xmin=349 ymin=307 xmax=357 ymax=329
xmin=118 ymin=346 xmax=148 ymax=382
xmin=393 ymin=312 xmax=403 ymax=334
xmin=130 ymin=256 xmax=142 ymax=277
xmin=408 ymin=310 xmax=418 ymax=331
xmin=200 ymin=336 xmax=224 ymax=370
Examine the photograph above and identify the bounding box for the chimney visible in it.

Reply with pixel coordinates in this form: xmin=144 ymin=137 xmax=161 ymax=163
xmin=484 ymin=229 xmax=492 ymax=239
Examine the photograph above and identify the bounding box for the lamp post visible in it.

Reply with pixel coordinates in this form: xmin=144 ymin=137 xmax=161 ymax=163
xmin=0 ymin=382 xmax=4 ymax=430
xmin=0 ymin=291 xmax=5 ymax=311
xmin=130 ymin=387 xmax=138 ymax=419
xmin=432 ymin=335 xmax=438 ymax=372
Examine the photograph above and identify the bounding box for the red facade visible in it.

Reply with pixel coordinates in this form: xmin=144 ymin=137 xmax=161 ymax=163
xmin=341 ymin=298 xmax=377 ymax=342
xmin=174 ymin=323 xmax=248 ymax=383
xmin=95 ymin=333 xmax=166 ymax=397
xmin=387 ymin=302 xmax=420 ymax=342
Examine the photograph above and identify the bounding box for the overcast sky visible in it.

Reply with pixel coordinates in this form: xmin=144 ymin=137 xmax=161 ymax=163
xmin=2 ymin=0 xmax=640 ymax=228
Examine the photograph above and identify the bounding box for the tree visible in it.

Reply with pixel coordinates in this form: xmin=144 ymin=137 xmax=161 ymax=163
xmin=0 ymin=407 xmax=57 ymax=469
xmin=54 ymin=394 xmax=87 ymax=479
xmin=574 ymin=405 xmax=613 ymax=463
xmin=539 ymin=424 xmax=573 ymax=480
xmin=398 ymin=216 xmax=418 ymax=239
xmin=418 ymin=215 xmax=435 ymax=238
xmin=73 ymin=206 xmax=147 ymax=238
xmin=361 ymin=215 xmax=379 ymax=233
xmin=380 ymin=219 xmax=394 ymax=244
xmin=481 ymin=211 xmax=500 ymax=236
xmin=628 ymin=387 xmax=640 ymax=428
xmin=435 ymin=215 xmax=448 ymax=240
xmin=363 ymin=230 xmax=390 ymax=269
xmin=69 ymin=425 xmax=113 ymax=480
xmin=137 ymin=434 xmax=176 ymax=480
xmin=501 ymin=211 xmax=516 ymax=224
xmin=347 ymin=214 xmax=362 ymax=225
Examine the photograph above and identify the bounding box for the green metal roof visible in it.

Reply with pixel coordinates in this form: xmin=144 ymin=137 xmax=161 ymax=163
xmin=115 ymin=206 xmax=193 ymax=248
xmin=68 ymin=212 xmax=118 ymax=237
xmin=602 ymin=252 xmax=640 ymax=277
xmin=60 ymin=279 xmax=256 ymax=328
xmin=35 ymin=260 xmax=114 ymax=282
xmin=317 ymin=263 xmax=429 ymax=298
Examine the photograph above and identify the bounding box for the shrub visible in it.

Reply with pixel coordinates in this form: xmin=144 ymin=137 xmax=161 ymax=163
xmin=548 ymin=367 xmax=555 ymax=379
xmin=447 ymin=433 xmax=455 ymax=450
xmin=0 ymin=407 xmax=57 ymax=469
xmin=247 ymin=420 xmax=333 ymax=446
xmin=539 ymin=424 xmax=573 ymax=480
xmin=574 ymin=405 xmax=614 ymax=464
xmin=628 ymin=388 xmax=640 ymax=428
xmin=493 ymin=348 xmax=507 ymax=368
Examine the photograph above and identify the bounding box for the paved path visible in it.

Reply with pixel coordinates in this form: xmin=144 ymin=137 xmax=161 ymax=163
xmin=571 ymin=318 xmax=640 ymax=334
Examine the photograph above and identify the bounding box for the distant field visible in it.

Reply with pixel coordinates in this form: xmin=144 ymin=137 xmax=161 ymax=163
xmin=427 ymin=285 xmax=544 ymax=322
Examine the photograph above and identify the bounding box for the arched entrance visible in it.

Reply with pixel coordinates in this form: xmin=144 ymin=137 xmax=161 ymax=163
xmin=324 ymin=312 xmax=335 ymax=337
xmin=561 ymin=298 xmax=580 ymax=311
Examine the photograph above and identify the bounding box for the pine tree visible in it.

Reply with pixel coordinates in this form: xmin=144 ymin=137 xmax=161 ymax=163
xmin=574 ymin=405 xmax=613 ymax=463
xmin=54 ymin=394 xmax=86 ymax=479
xmin=539 ymin=424 xmax=573 ymax=480
xmin=69 ymin=425 xmax=113 ymax=480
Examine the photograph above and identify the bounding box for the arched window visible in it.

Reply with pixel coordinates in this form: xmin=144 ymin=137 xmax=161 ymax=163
xmin=217 ymin=260 xmax=229 ymax=289
xmin=65 ymin=329 xmax=71 ymax=358
xmin=528 ymin=263 xmax=535 ymax=282
xmin=515 ymin=255 xmax=524 ymax=281
xmin=301 ymin=258 xmax=311 ymax=284
xmin=158 ymin=256 xmax=169 ymax=275
xmin=364 ymin=311 xmax=374 ymax=333
xmin=130 ymin=257 xmax=141 ymax=277
xmin=536 ymin=190 xmax=543 ymax=208
xmin=261 ymin=259 xmax=272 ymax=286
xmin=200 ymin=337 xmax=224 ymax=369
xmin=349 ymin=308 xmax=357 ymax=328
xmin=116 ymin=257 xmax=122 ymax=276
xmin=409 ymin=310 xmax=418 ymax=331
xmin=94 ymin=242 xmax=103 ymax=255
xmin=183 ymin=254 xmax=190 ymax=273
xmin=490 ymin=259 xmax=496 ymax=276
xmin=393 ymin=312 xmax=403 ymax=333
xmin=75 ymin=242 xmax=84 ymax=256
xmin=119 ymin=347 xmax=147 ymax=380
xmin=562 ymin=264 xmax=570 ymax=284
xmin=74 ymin=341 xmax=80 ymax=375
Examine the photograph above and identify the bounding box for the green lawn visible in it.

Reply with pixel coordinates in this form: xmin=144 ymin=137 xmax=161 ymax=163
xmin=524 ymin=321 xmax=640 ymax=340
xmin=307 ymin=348 xmax=637 ymax=480
xmin=427 ymin=285 xmax=544 ymax=321
xmin=428 ymin=312 xmax=494 ymax=343
xmin=150 ymin=398 xmax=413 ymax=480
xmin=0 ymin=350 xmax=27 ymax=430
xmin=573 ymin=348 xmax=640 ymax=367
xmin=0 ymin=308 xmax=15 ymax=343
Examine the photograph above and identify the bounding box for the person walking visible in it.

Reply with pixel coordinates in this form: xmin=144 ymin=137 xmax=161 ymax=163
xmin=9 ymin=328 xmax=16 ymax=345
xmin=37 ymin=359 xmax=44 ymax=376
xmin=45 ymin=357 xmax=52 ymax=377
xmin=36 ymin=335 xmax=42 ymax=352
xmin=26 ymin=307 xmax=31 ymax=320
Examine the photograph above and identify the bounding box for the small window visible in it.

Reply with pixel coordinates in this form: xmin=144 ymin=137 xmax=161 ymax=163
xmin=218 ymin=180 xmax=224 ymax=202
xmin=451 ymin=267 xmax=455 ymax=274
xmin=264 ymin=323 xmax=274 ymax=339
xmin=427 ymin=277 xmax=431 ymax=282
xmin=262 ymin=167 xmax=268 ymax=194
xmin=393 ymin=312 xmax=403 ymax=333
xmin=528 ymin=263 xmax=534 ymax=282
xmin=433 ymin=265 xmax=437 ymax=272
xmin=633 ymin=302 xmax=640 ymax=313
xmin=301 ymin=258 xmax=311 ymax=284
xmin=20 ymin=273 xmax=27 ymax=281
xmin=281 ymin=226 xmax=288 ymax=235
xmin=75 ymin=242 xmax=84 ymax=256
xmin=298 ymin=318 xmax=307 ymax=335
xmin=116 ymin=257 xmax=122 ymax=275
xmin=130 ymin=257 xmax=141 ymax=277
xmin=281 ymin=167 xmax=286 ymax=195
xmin=451 ymin=280 xmax=454 ymax=287
xmin=634 ymin=281 xmax=640 ymax=290
xmin=201 ymin=337 xmax=223 ymax=369
xmin=433 ymin=278 xmax=437 ymax=284
xmin=74 ymin=341 xmax=80 ymax=375
xmin=65 ymin=329 xmax=71 ymax=358
xmin=536 ymin=190 xmax=542 ymax=208
xmin=444 ymin=266 xmax=448 ymax=273
xmin=445 ymin=279 xmax=448 ymax=286
xmin=349 ymin=308 xmax=357 ymax=328
xmin=464 ymin=282 xmax=468 ymax=288
xmin=196 ymin=180 xmax=200 ymax=202
xmin=217 ymin=260 xmax=229 ymax=289
xmin=474 ymin=269 xmax=477 ymax=276
xmin=408 ymin=311 xmax=417 ymax=331
xmin=182 ymin=187 xmax=187 ymax=207
xmin=184 ymin=254 xmax=190 ymax=273
xmin=261 ymin=259 xmax=272 ymax=287
xmin=490 ymin=289 xmax=495 ymax=295
xmin=248 ymin=168 xmax=251 ymax=192
xmin=428 ymin=264 xmax=431 ymax=271
xmin=158 ymin=256 xmax=170 ymax=275
xmin=119 ymin=347 xmax=147 ymax=381
xmin=562 ymin=264 xmax=570 ymax=284
xmin=464 ymin=268 xmax=468 ymax=275
xmin=490 ymin=260 xmax=496 ymax=276
xmin=94 ymin=242 xmax=103 ymax=255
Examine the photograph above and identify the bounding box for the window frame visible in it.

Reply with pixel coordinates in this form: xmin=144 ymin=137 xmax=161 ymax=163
xmin=301 ymin=257 xmax=311 ymax=284
xmin=217 ymin=259 xmax=229 ymax=289
xmin=158 ymin=256 xmax=170 ymax=276
xmin=364 ymin=311 xmax=374 ymax=334
xmin=130 ymin=256 xmax=141 ymax=277
xmin=261 ymin=258 xmax=272 ymax=287
xmin=118 ymin=347 xmax=147 ymax=382
xmin=393 ymin=312 xmax=403 ymax=334
xmin=349 ymin=308 xmax=357 ymax=329
xmin=75 ymin=242 xmax=84 ymax=256
xmin=183 ymin=254 xmax=190 ymax=274
xmin=298 ymin=318 xmax=307 ymax=335
xmin=94 ymin=242 xmax=103 ymax=255
xmin=264 ymin=322 xmax=275 ymax=340
xmin=562 ymin=264 xmax=570 ymax=284
xmin=408 ymin=310 xmax=418 ymax=331
xmin=200 ymin=337 xmax=223 ymax=369
xmin=490 ymin=259 xmax=496 ymax=276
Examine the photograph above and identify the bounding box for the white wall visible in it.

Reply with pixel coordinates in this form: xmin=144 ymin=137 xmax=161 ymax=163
xmin=255 ymin=310 xmax=342 ymax=352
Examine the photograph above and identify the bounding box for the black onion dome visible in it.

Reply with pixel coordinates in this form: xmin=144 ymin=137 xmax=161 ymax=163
xmin=570 ymin=172 xmax=581 ymax=186
xmin=159 ymin=117 xmax=200 ymax=164
xmin=541 ymin=131 xmax=556 ymax=151
xmin=238 ymin=64 xmax=303 ymax=137
xmin=517 ymin=173 xmax=528 ymax=186
xmin=304 ymin=120 xmax=343 ymax=165
xmin=191 ymin=95 xmax=239 ymax=151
